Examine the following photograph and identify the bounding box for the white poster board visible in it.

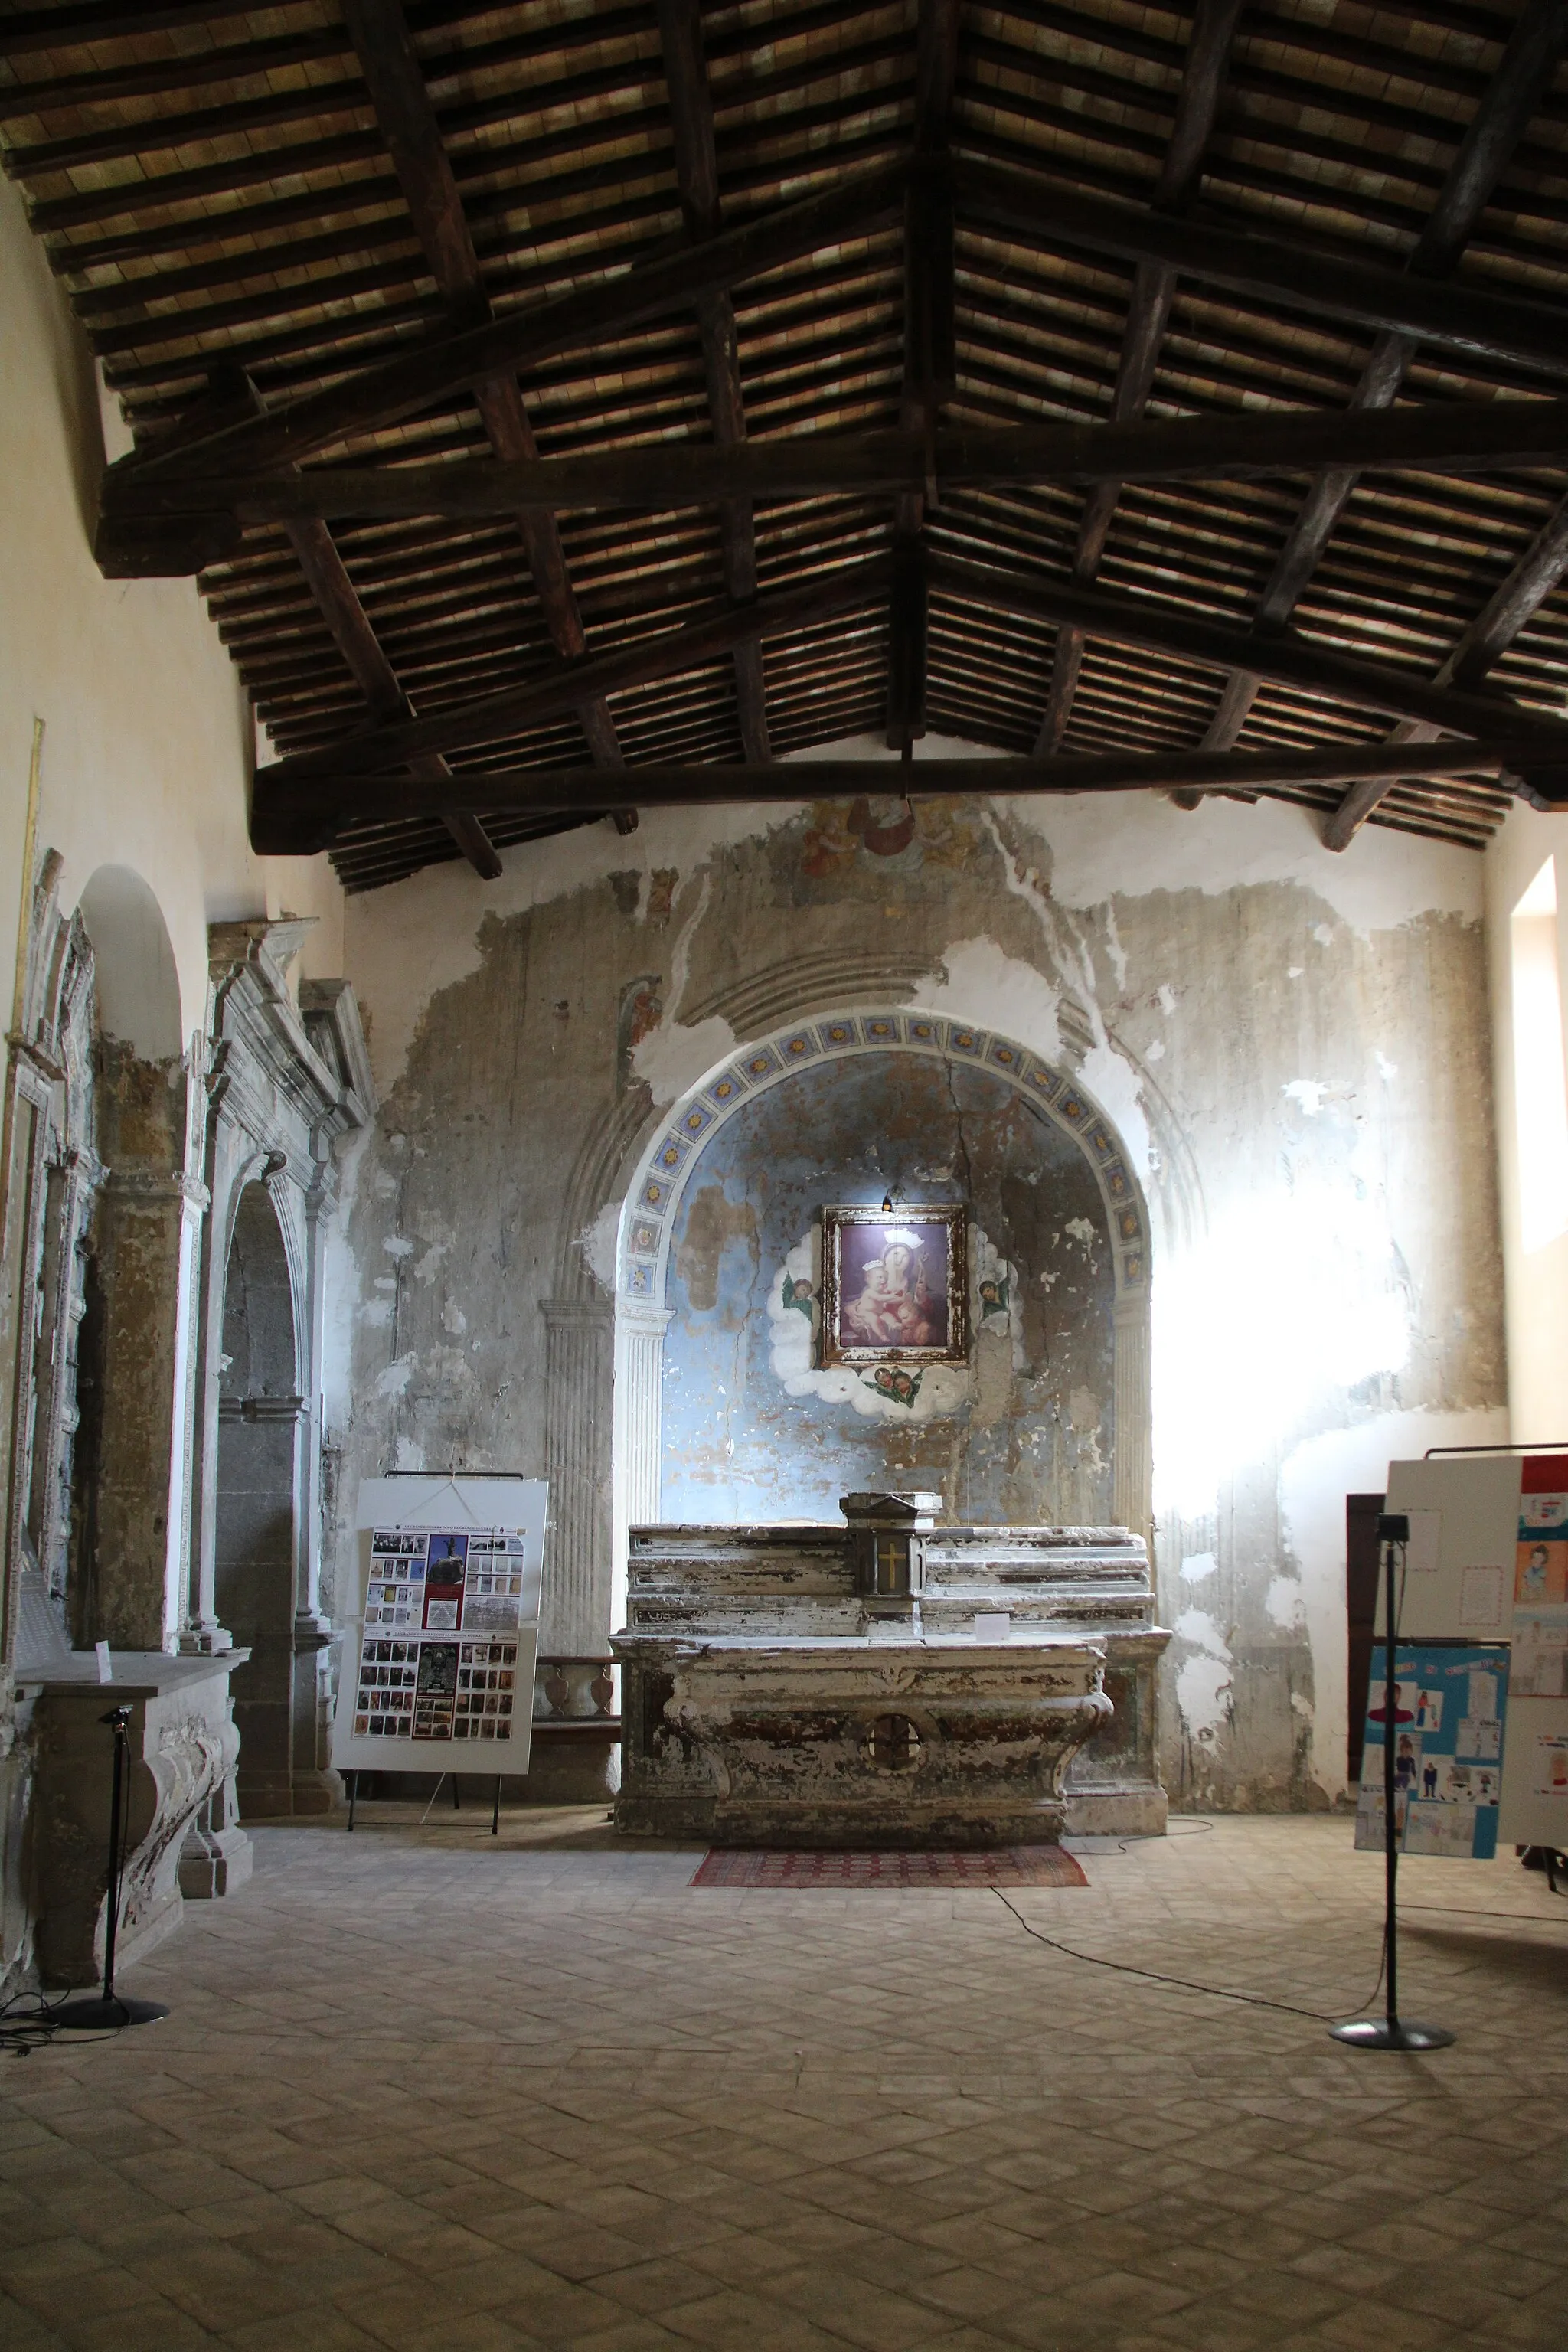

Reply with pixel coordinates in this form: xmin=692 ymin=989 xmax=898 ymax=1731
xmin=332 ymin=1476 xmax=546 ymax=1776
xmin=1383 ymin=1457 xmax=1521 ymax=1641
xmin=1498 ymin=1695 xmax=1568 ymax=1846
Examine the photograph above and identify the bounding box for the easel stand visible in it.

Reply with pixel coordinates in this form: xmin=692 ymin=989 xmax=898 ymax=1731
xmin=1331 ymin=1520 xmax=1455 ymax=2053
xmin=54 ymin=1706 xmax=170 ymax=2031
xmin=347 ymin=1769 xmax=501 ymax=1835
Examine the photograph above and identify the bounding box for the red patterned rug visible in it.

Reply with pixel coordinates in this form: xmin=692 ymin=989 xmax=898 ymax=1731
xmin=689 ymin=1847 xmax=1089 ymax=1888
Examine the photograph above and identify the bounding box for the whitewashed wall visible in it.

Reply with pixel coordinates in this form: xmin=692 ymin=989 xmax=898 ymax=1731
xmin=1486 ymin=802 xmax=1568 ymax=1448
xmin=0 ymin=178 xmax=344 ymax=1030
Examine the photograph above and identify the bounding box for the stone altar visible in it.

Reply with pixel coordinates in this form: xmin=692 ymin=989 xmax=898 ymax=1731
xmin=613 ymin=1495 xmax=1171 ymax=1846
xmin=24 ymin=1648 xmax=250 ymax=1988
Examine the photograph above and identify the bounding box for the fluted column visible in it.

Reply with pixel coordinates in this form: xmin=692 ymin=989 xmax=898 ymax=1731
xmin=617 ymin=1301 xmax=671 ymax=1525
xmin=541 ymin=1298 xmax=614 ymax=1653
xmin=612 ymin=1300 xmax=671 ymax=1638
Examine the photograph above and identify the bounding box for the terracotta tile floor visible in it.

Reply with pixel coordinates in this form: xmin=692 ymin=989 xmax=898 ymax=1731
xmin=2 ymin=1811 xmax=1565 ymax=2352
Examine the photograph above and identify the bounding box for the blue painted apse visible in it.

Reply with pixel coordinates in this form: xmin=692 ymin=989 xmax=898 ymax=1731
xmin=660 ymin=1054 xmax=1116 ymax=1524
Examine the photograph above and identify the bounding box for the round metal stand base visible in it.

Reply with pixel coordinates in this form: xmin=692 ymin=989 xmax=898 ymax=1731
xmin=51 ymin=1994 xmax=170 ymax=2032
xmin=1330 ymin=2017 xmax=1455 ymax=2051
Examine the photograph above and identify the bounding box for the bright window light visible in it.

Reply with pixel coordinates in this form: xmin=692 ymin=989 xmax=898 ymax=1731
xmin=1512 ymin=856 xmax=1568 ymax=1254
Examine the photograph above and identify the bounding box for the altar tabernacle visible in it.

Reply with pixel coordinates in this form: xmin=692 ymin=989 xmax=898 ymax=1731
xmin=613 ymin=1494 xmax=1171 ymax=1847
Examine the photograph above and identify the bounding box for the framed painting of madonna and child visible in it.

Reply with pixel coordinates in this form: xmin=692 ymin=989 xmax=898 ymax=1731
xmin=819 ymin=1205 xmax=968 ymax=1370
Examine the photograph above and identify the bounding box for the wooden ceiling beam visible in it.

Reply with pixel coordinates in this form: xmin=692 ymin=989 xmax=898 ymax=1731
xmin=930 ymin=550 xmax=1568 ymax=753
xmin=1040 ymin=0 xmax=1245 ymax=753
xmin=1196 ymin=0 xmax=1568 ymax=800
xmin=119 ymin=162 xmax=906 ymax=485
xmin=1325 ymin=490 xmax=1568 ymax=848
xmin=0 ymin=28 xmax=352 ymax=119
xmin=100 ymin=398 xmax=1568 ymax=548
xmin=339 ymin=0 xmax=632 ymax=830
xmin=887 ymin=0 xmax=959 ymax=723
xmin=252 ymin=737 xmax=1557 ymax=858
xmin=0 ymin=0 xmax=260 ymax=56
xmin=250 ymin=557 xmax=892 ymax=792
xmin=657 ymin=0 xmax=770 ymax=763
xmin=215 ymin=356 xmax=501 ymax=884
xmin=955 ymin=155 xmax=1568 ymax=379
xmin=1250 ymin=0 xmax=1568 ymax=835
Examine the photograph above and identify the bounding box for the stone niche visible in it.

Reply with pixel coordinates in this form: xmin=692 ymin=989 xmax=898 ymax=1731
xmin=614 ymin=1494 xmax=1170 ymax=1846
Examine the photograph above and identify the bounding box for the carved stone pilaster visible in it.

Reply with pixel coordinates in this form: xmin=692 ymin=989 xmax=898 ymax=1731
xmin=541 ymin=1298 xmax=614 ymax=1654
xmin=84 ymin=1052 xmax=201 ymax=1652
xmin=616 ymin=1302 xmax=671 ymax=1527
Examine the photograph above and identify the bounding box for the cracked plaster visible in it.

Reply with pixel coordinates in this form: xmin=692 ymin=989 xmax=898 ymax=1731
xmin=330 ymin=760 xmax=1504 ymax=1810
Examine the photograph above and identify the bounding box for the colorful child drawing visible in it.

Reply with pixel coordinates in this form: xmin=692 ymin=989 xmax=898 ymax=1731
xmin=1516 ymin=1539 xmax=1568 ymax=1605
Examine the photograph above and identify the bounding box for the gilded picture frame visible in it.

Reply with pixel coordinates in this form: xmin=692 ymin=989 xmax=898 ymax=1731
xmin=819 ymin=1204 xmax=968 ymax=1370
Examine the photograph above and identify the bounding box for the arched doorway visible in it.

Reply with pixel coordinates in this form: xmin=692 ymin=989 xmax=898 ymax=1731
xmin=214 ymin=1183 xmax=303 ymax=1817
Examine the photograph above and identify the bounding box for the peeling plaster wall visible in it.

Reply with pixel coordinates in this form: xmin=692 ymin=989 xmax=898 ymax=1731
xmin=660 ymin=1054 xmax=1116 ymax=1524
xmin=334 ymin=762 xmax=1504 ymax=1811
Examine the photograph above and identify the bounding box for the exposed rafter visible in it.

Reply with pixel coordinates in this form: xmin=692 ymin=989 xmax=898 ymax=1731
xmin=196 ymin=360 xmax=500 ymax=879
xmin=1195 ymin=0 xmax=1568 ymax=817
xmin=11 ymin=0 xmax=1567 ymax=884
xmin=121 ymin=164 xmax=908 ymax=485
xmin=1038 ymin=0 xmax=1244 ymax=755
xmin=338 ymin=0 xmax=631 ymax=838
xmin=1326 ymin=491 xmax=1568 ymax=848
xmin=656 ymin=0 xmax=770 ymax=765
xmin=885 ymin=0 xmax=959 ymax=745
xmin=955 ymin=157 xmax=1568 ymax=381
xmin=253 ymin=559 xmax=893 ymax=791
xmin=932 ymin=554 xmax=1568 ymax=753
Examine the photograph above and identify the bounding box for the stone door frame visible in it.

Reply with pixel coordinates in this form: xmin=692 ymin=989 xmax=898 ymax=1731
xmin=185 ymin=923 xmax=374 ymax=1811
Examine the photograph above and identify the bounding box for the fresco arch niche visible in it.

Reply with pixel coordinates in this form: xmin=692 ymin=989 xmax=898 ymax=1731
xmin=610 ymin=1010 xmax=1152 ymax=1632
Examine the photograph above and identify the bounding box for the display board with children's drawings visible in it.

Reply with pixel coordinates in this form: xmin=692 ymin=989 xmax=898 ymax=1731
xmin=1377 ymin=1453 xmax=1568 ymax=1856
xmin=331 ymin=1481 xmax=545 ymax=1775
xmin=1355 ymin=1643 xmax=1509 ymax=1860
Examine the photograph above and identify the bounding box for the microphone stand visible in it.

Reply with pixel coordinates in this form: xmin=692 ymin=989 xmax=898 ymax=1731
xmin=1331 ymin=1515 xmax=1454 ymax=2052
xmin=54 ymin=1705 xmax=171 ymax=2030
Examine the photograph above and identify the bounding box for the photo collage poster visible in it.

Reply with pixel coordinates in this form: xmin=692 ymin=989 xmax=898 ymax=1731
xmin=351 ymin=1527 xmax=534 ymax=1747
xmin=1510 ymin=1455 xmax=1568 ymax=1698
xmin=1355 ymin=1643 xmax=1509 ymax=1860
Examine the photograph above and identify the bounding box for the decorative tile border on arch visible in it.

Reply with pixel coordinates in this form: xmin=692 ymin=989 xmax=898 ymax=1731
xmin=617 ymin=1012 xmax=1149 ymax=1307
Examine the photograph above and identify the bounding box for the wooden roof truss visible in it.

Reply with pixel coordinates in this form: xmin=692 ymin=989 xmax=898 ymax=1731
xmin=5 ymin=0 xmax=1568 ymax=887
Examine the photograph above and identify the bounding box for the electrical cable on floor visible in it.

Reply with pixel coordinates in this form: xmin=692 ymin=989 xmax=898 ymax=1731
xmin=1401 ymin=1902 xmax=1568 ymax=1926
xmin=0 ymin=1992 xmax=119 ymax=2059
xmin=992 ymin=1888 xmax=1390 ymax=2027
